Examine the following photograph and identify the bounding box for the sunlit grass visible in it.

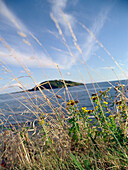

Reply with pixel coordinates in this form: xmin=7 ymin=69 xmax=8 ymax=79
xmin=0 ymin=15 xmax=128 ymax=169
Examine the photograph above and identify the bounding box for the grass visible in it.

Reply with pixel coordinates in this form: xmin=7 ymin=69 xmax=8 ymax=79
xmin=0 ymin=81 xmax=128 ymax=169
xmin=0 ymin=14 xmax=128 ymax=169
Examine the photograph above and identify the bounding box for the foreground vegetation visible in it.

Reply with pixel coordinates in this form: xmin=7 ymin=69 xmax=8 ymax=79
xmin=0 ymin=82 xmax=128 ymax=169
xmin=0 ymin=9 xmax=128 ymax=169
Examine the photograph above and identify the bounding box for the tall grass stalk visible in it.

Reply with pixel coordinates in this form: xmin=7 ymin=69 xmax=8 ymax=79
xmin=0 ymin=15 xmax=128 ymax=170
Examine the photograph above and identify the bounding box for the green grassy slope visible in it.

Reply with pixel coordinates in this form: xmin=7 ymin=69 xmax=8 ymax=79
xmin=28 ymin=80 xmax=84 ymax=91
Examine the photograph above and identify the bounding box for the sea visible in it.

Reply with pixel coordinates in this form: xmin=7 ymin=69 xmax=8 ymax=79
xmin=0 ymin=79 xmax=128 ymax=127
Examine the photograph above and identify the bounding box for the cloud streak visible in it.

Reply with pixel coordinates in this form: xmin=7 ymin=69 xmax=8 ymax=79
xmin=49 ymin=0 xmax=75 ymax=31
xmin=0 ymin=46 xmax=75 ymax=69
xmin=0 ymin=0 xmax=27 ymax=31
xmin=0 ymin=0 xmax=76 ymax=69
xmin=82 ymin=8 xmax=110 ymax=59
xmin=49 ymin=0 xmax=111 ymax=67
xmin=0 ymin=50 xmax=56 ymax=68
xmin=100 ymin=66 xmax=115 ymax=70
xmin=0 ymin=0 xmax=111 ymax=70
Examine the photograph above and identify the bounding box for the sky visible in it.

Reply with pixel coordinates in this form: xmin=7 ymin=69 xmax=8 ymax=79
xmin=0 ymin=0 xmax=128 ymax=93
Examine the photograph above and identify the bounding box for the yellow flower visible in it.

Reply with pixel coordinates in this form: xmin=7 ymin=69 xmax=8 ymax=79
xmin=94 ymin=106 xmax=98 ymax=110
xmin=91 ymin=96 xmax=98 ymax=101
xmin=109 ymin=115 xmax=114 ymax=118
xmin=81 ymin=107 xmax=94 ymax=113
xmin=81 ymin=107 xmax=90 ymax=113
xmin=81 ymin=107 xmax=87 ymax=111
xmin=117 ymin=105 xmax=122 ymax=110
xmin=91 ymin=96 xmax=95 ymax=99
xmin=88 ymin=110 xmax=94 ymax=114
xmin=67 ymin=100 xmax=75 ymax=105
xmin=42 ymin=120 xmax=45 ymax=124
xmin=103 ymin=101 xmax=108 ymax=105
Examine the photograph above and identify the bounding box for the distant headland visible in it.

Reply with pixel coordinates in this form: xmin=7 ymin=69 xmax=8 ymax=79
xmin=28 ymin=80 xmax=84 ymax=91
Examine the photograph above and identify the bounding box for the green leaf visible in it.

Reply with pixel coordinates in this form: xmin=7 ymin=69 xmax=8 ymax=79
xmin=68 ymin=118 xmax=75 ymax=123
xmin=76 ymin=123 xmax=80 ymax=131
xmin=84 ymin=160 xmax=90 ymax=170
xmin=69 ymin=125 xmax=75 ymax=135
xmin=73 ymin=133 xmax=78 ymax=141
xmin=70 ymin=152 xmax=84 ymax=170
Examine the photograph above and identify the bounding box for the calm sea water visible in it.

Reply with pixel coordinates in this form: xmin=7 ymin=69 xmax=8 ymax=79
xmin=0 ymin=79 xmax=128 ymax=126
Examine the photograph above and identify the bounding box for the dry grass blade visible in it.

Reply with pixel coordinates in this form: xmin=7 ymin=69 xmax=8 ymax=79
xmin=0 ymin=9 xmax=128 ymax=170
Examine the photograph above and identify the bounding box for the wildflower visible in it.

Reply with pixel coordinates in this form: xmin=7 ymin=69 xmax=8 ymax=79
xmin=86 ymin=110 xmax=90 ymax=113
xmin=71 ymin=101 xmax=75 ymax=105
xmin=103 ymin=101 xmax=108 ymax=105
xmin=42 ymin=119 xmax=45 ymax=124
xmin=94 ymin=106 xmax=98 ymax=110
xmin=88 ymin=109 xmax=94 ymax=114
xmin=67 ymin=100 xmax=75 ymax=106
xmin=81 ymin=107 xmax=87 ymax=111
xmin=81 ymin=107 xmax=89 ymax=113
xmin=91 ymin=96 xmax=98 ymax=101
xmin=109 ymin=115 xmax=114 ymax=118
xmin=117 ymin=105 xmax=122 ymax=110
xmin=91 ymin=96 xmax=95 ymax=99
xmin=99 ymin=90 xmax=103 ymax=93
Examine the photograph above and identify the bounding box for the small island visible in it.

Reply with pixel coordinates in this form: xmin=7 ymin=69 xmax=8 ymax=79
xmin=28 ymin=80 xmax=84 ymax=91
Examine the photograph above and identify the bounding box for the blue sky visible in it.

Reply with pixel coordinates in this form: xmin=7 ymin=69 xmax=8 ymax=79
xmin=0 ymin=0 xmax=128 ymax=92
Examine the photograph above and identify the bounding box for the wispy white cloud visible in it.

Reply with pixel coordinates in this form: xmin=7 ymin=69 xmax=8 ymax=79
xmin=0 ymin=46 xmax=76 ymax=69
xmin=49 ymin=0 xmax=75 ymax=31
xmin=120 ymin=63 xmax=124 ymax=66
xmin=98 ymin=55 xmax=104 ymax=62
xmin=0 ymin=0 xmax=111 ymax=70
xmin=49 ymin=0 xmax=111 ymax=67
xmin=100 ymin=66 xmax=115 ymax=70
xmin=0 ymin=0 xmax=77 ymax=69
xmin=4 ymin=83 xmax=23 ymax=89
xmin=66 ymin=72 xmax=71 ymax=76
xmin=83 ymin=8 xmax=110 ymax=59
xmin=0 ymin=50 xmax=56 ymax=68
xmin=58 ymin=54 xmax=76 ymax=69
xmin=0 ymin=0 xmax=27 ymax=31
